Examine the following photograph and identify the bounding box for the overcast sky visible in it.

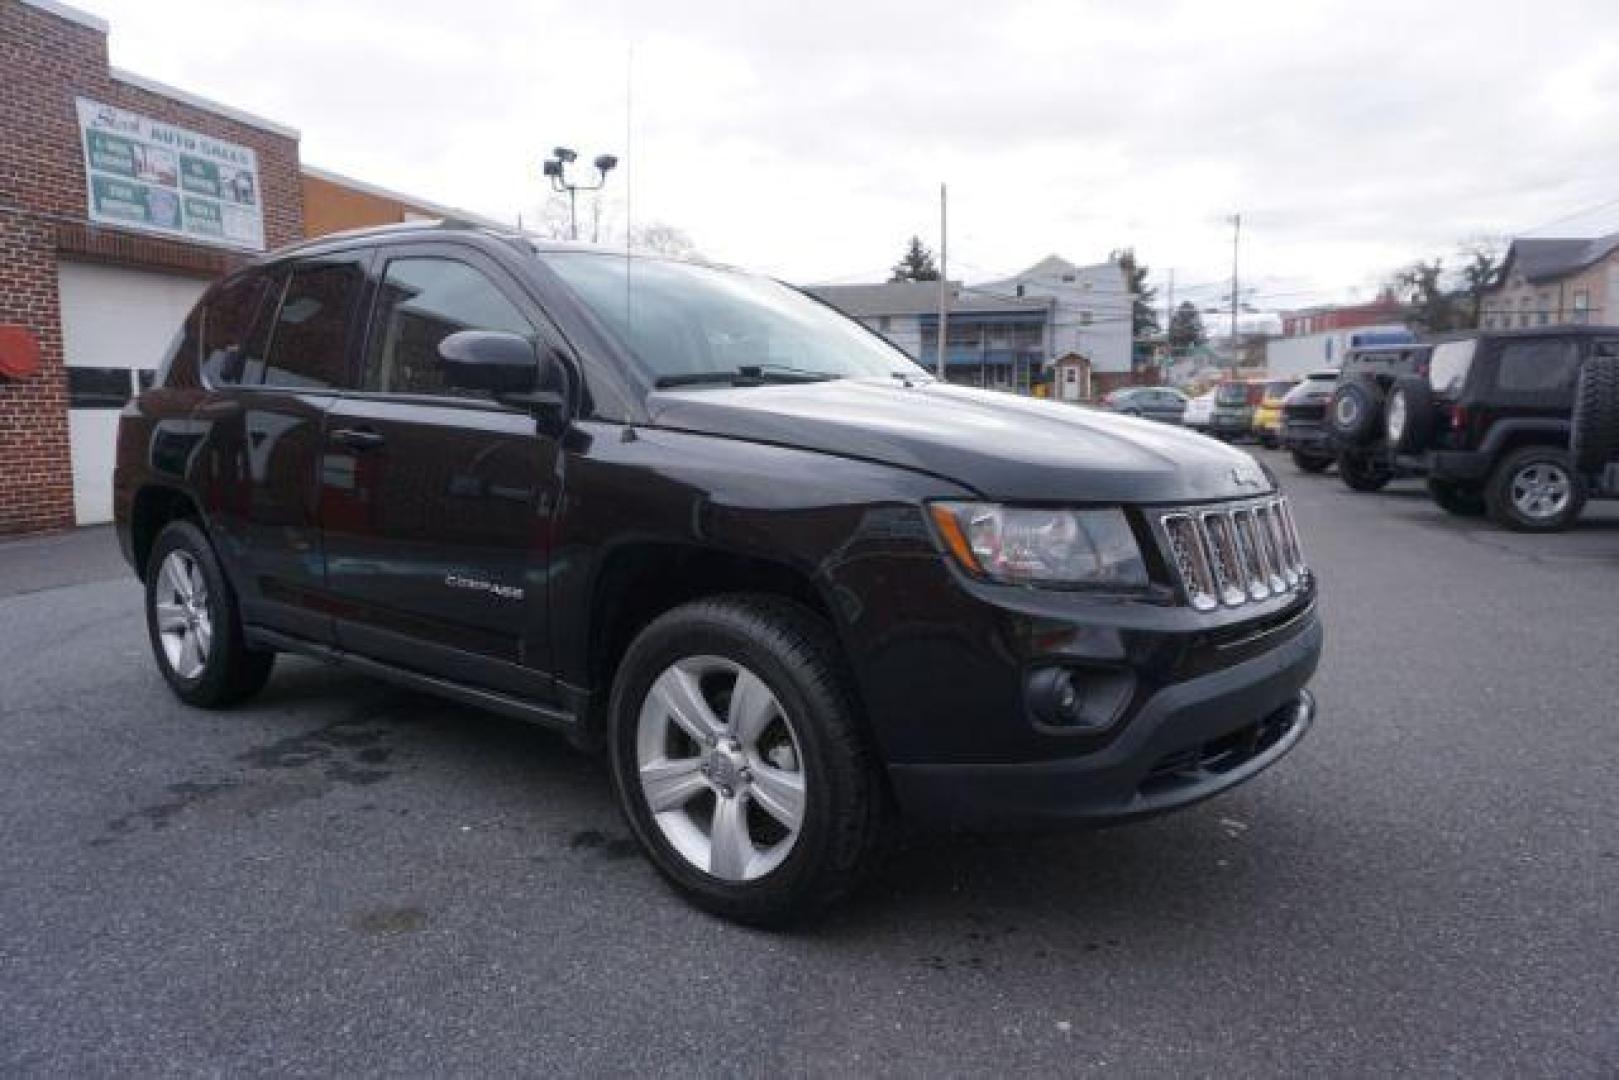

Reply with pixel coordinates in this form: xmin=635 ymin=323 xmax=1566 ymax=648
xmin=87 ymin=0 xmax=1619 ymax=316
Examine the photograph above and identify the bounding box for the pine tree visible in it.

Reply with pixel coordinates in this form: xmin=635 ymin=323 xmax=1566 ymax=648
xmin=1168 ymin=301 xmax=1207 ymax=350
xmin=889 ymin=236 xmax=941 ymax=282
xmin=1110 ymin=248 xmax=1159 ymax=338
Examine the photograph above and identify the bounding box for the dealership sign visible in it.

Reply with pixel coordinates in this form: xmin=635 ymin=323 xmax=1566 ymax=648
xmin=75 ymin=98 xmax=265 ymax=251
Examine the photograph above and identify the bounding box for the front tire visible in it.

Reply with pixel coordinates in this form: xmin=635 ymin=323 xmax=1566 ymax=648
xmin=1291 ymin=450 xmax=1331 ymax=474
xmin=608 ymin=596 xmax=886 ymax=926
xmin=145 ymin=519 xmax=275 ymax=707
xmin=1338 ymin=452 xmax=1392 ymax=492
xmin=1485 ymin=446 xmax=1586 ymax=532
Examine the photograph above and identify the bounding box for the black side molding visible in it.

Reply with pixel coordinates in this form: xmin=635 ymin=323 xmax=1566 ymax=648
xmin=244 ymin=626 xmax=578 ymax=735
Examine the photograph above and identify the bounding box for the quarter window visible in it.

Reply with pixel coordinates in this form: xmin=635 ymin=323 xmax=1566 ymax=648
xmin=262 ymin=255 xmax=368 ymax=389
xmin=199 ymin=272 xmax=273 ymax=386
xmin=363 ymin=257 xmax=534 ymax=397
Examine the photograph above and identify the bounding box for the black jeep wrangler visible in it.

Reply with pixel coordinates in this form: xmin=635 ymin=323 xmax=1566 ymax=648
xmin=1321 ymin=343 xmax=1433 ymax=491
xmin=113 ymin=222 xmax=1322 ymax=924
xmin=1383 ymin=328 xmax=1619 ymax=530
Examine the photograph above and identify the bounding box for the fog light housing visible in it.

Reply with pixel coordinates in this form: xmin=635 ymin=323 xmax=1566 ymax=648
xmin=1025 ymin=666 xmax=1135 ymax=733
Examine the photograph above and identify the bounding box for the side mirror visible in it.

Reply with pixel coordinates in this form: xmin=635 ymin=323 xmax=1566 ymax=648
xmin=438 ymin=330 xmax=570 ymax=420
xmin=439 ymin=330 xmax=540 ymax=395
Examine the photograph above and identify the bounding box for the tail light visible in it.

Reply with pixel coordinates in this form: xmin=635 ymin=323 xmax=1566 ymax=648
xmin=1450 ymin=405 xmax=1469 ymax=431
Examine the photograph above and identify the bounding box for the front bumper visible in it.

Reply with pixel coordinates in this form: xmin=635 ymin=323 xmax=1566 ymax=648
xmin=887 ymin=607 xmax=1322 ymax=828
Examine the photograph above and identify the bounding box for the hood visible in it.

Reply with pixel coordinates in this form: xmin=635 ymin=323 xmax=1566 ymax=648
xmin=646 ymin=378 xmax=1273 ymax=503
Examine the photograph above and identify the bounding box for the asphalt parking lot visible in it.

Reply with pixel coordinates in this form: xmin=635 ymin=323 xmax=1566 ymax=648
xmin=2 ymin=452 xmax=1616 ymax=1077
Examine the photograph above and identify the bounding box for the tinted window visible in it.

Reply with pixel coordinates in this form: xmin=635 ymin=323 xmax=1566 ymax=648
xmin=199 ymin=273 xmax=272 ymax=386
xmin=364 ymin=257 xmax=534 ymax=397
xmin=1496 ymin=340 xmax=1580 ymax=391
xmin=1215 ymin=384 xmax=1246 ymax=405
xmin=262 ymin=255 xmax=367 ymax=389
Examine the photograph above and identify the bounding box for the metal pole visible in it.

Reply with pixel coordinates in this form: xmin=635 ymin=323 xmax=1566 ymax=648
xmin=936 ymin=183 xmax=948 ymax=381
xmin=1230 ymin=213 xmax=1241 ymax=371
xmin=569 ymin=188 xmax=579 ymax=241
xmin=1165 ymin=268 xmax=1174 ymax=381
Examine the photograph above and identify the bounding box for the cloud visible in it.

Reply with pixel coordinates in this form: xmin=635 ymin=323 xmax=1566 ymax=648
xmin=89 ymin=0 xmax=1619 ymax=308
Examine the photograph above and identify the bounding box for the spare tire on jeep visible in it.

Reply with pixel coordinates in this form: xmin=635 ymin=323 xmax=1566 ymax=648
xmin=1571 ymin=352 xmax=1619 ymax=473
xmin=1327 ymin=377 xmax=1383 ymax=446
xmin=1385 ymin=375 xmax=1435 ymax=453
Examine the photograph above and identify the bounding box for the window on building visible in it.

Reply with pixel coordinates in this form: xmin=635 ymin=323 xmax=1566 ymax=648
xmin=1573 ymin=290 xmax=1591 ymax=325
xmin=67 ymin=367 xmax=134 ymax=409
xmin=877 ymin=315 xmax=891 ymax=332
xmin=364 ymin=257 xmax=534 ymax=397
xmin=1496 ymin=340 xmax=1580 ymax=391
xmin=1061 ymin=273 xmax=1075 ymax=283
xmin=1015 ymin=284 xmax=1025 ymax=298
xmin=262 ymin=254 xmax=368 ymax=389
xmin=1519 ymin=295 xmax=1532 ymax=328
xmin=199 ymin=271 xmax=274 ymax=386
xmin=1537 ymin=292 xmax=1552 ymax=326
xmin=1080 ymin=311 xmax=1093 ymax=326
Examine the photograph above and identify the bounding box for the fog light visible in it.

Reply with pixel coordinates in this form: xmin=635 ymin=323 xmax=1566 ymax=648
xmin=1028 ymin=668 xmax=1087 ymax=728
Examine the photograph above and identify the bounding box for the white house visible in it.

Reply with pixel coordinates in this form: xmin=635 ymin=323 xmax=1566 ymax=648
xmin=975 ymin=255 xmax=1134 ymax=389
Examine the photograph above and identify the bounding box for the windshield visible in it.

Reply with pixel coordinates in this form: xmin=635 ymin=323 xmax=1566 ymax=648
xmin=1216 ymin=384 xmax=1249 ymax=405
xmin=543 ymin=252 xmax=930 ymax=384
xmin=1428 ymin=340 xmax=1476 ymax=396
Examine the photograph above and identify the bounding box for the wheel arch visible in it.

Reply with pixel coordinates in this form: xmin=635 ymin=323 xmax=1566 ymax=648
xmin=129 ymin=484 xmax=205 ymax=581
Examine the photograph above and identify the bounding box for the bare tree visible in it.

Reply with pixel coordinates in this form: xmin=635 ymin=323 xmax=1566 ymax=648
xmin=628 ymin=222 xmax=696 ymax=258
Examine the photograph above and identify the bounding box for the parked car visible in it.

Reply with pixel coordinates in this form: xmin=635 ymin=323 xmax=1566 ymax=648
xmin=1385 ymin=328 xmax=1619 ymax=530
xmin=1208 ymin=379 xmax=1264 ymax=440
xmin=113 ymin=222 xmax=1322 ymax=925
xmin=1279 ymin=370 xmax=1339 ymax=472
xmin=1100 ymin=386 xmax=1190 ymax=424
xmin=1323 ymin=343 xmax=1434 ymax=491
xmin=1251 ymin=379 xmax=1299 ymax=448
xmin=1182 ymin=389 xmax=1215 ymax=432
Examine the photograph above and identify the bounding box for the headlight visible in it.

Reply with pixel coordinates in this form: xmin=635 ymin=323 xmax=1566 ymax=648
xmin=927 ymin=503 xmax=1149 ymax=588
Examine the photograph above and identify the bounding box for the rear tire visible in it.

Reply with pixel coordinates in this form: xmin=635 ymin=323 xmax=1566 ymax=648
xmin=1485 ymin=446 xmax=1586 ymax=532
xmin=1338 ymin=452 xmax=1392 ymax=492
xmin=1385 ymin=376 xmax=1435 ymax=453
xmin=145 ymin=520 xmax=275 ymax=708
xmin=607 ymin=595 xmax=886 ymax=927
xmin=1427 ymin=478 xmax=1486 ymax=517
xmin=1291 ymin=450 xmax=1331 ymax=474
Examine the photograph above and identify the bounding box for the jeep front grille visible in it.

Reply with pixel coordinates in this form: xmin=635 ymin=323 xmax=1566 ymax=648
xmin=1159 ymin=497 xmax=1307 ymax=611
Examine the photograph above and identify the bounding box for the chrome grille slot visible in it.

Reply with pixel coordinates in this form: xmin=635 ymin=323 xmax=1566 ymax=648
xmin=1157 ymin=496 xmax=1309 ymax=611
xmin=1230 ymin=508 xmax=1270 ymax=600
xmin=1199 ymin=511 xmax=1248 ymax=607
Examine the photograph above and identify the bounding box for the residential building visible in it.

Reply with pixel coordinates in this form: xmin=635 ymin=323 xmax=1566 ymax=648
xmin=1279 ymin=294 xmax=1405 ymax=337
xmin=804 ymin=281 xmax=1049 ymax=391
xmin=1479 ymin=233 xmax=1619 ymax=329
xmin=806 ymin=254 xmax=1134 ymax=394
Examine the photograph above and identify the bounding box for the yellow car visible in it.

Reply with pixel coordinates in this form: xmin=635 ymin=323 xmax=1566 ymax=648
xmin=1251 ymin=379 xmax=1299 ymax=448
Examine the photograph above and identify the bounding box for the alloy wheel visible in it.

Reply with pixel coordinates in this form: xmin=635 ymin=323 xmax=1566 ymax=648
xmin=153 ymin=550 xmax=212 ymax=680
xmin=1510 ymin=462 xmax=1572 ymax=521
xmin=635 ymin=655 xmax=806 ymax=882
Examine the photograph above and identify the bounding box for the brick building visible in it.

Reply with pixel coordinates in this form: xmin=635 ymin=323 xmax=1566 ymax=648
xmin=0 ymin=0 xmax=496 ymax=535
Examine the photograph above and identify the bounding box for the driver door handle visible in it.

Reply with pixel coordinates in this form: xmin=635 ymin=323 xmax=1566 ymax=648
xmin=330 ymin=426 xmax=385 ymax=451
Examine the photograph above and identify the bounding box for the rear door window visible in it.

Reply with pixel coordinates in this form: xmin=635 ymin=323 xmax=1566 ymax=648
xmin=1495 ymin=339 xmax=1580 ymax=391
xmin=262 ymin=253 xmax=369 ymax=390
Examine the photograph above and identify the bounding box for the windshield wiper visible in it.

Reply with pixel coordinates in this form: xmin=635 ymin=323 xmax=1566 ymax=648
xmin=654 ymin=365 xmax=839 ymax=389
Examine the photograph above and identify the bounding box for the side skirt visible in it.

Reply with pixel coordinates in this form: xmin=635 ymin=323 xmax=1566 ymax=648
xmin=245 ymin=626 xmax=578 ymax=736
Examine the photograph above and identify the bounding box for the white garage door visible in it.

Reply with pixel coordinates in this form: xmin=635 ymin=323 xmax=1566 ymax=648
xmin=59 ymin=262 xmax=209 ymax=524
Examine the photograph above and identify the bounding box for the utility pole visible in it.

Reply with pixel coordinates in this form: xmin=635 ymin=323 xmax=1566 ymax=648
xmin=936 ymin=183 xmax=948 ymax=381
xmin=1229 ymin=212 xmax=1242 ymax=371
xmin=1165 ymin=268 xmax=1175 ymax=378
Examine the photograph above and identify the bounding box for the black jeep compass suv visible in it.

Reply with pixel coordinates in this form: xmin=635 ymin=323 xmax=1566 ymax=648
xmin=114 ymin=222 xmax=1322 ymax=924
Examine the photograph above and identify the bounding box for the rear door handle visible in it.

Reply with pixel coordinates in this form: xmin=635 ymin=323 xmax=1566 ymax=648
xmin=330 ymin=426 xmax=385 ymax=451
